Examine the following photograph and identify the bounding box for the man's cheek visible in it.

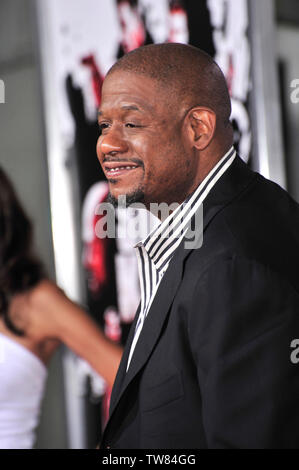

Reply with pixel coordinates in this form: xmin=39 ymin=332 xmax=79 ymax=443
xmin=96 ymin=138 xmax=103 ymax=162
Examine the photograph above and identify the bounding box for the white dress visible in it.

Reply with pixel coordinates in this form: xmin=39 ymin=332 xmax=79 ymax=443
xmin=0 ymin=332 xmax=47 ymax=448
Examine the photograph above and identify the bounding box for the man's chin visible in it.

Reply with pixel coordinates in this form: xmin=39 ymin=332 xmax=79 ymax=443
xmin=107 ymin=189 xmax=145 ymax=208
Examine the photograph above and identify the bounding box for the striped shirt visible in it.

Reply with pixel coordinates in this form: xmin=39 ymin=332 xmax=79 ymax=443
xmin=126 ymin=146 xmax=236 ymax=370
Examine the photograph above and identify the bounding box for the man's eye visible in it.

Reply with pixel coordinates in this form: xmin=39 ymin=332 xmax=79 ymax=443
xmin=125 ymin=123 xmax=139 ymax=128
xmin=98 ymin=122 xmax=109 ymax=130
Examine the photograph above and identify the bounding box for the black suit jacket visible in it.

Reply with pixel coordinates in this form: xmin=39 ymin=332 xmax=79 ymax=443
xmin=101 ymin=156 xmax=299 ymax=449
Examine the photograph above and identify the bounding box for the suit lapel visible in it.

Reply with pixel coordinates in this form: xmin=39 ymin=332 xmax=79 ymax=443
xmin=108 ymin=242 xmax=188 ymax=419
xmin=118 ymin=243 xmax=188 ymax=393
xmin=109 ymin=303 xmax=140 ymax=413
xmin=106 ymin=156 xmax=257 ymax=424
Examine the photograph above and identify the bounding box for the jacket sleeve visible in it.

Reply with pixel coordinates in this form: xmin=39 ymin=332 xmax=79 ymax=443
xmin=188 ymin=254 xmax=299 ymax=448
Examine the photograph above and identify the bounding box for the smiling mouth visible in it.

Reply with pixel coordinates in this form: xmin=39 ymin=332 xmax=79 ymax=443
xmin=104 ymin=162 xmax=142 ymax=179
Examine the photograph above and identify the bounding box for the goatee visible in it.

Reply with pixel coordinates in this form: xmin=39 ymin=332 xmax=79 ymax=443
xmin=107 ymin=189 xmax=145 ymax=208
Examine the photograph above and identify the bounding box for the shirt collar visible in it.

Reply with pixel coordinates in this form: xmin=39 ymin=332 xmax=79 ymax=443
xmin=135 ymin=146 xmax=236 ymax=263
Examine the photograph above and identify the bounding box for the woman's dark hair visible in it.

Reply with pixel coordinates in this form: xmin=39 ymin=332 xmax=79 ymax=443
xmin=0 ymin=167 xmax=45 ymax=335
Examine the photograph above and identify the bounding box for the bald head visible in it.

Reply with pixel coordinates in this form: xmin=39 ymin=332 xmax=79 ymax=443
xmin=107 ymin=43 xmax=232 ymax=129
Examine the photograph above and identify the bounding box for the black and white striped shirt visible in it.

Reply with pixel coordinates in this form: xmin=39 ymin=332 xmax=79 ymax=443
xmin=126 ymin=146 xmax=236 ymax=370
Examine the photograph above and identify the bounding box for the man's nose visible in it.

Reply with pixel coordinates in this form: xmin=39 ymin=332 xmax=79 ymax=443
xmin=99 ymin=131 xmax=128 ymax=156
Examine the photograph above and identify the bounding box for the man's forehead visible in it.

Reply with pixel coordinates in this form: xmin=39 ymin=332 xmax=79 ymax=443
xmin=102 ymin=69 xmax=158 ymax=94
xmin=100 ymin=72 xmax=164 ymax=113
xmin=98 ymin=103 xmax=144 ymax=117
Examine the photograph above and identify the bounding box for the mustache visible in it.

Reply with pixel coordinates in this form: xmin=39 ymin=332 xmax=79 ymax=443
xmin=102 ymin=157 xmax=144 ymax=168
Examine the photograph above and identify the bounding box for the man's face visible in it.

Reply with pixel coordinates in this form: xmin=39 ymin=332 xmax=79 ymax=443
xmin=96 ymin=70 xmax=198 ymax=208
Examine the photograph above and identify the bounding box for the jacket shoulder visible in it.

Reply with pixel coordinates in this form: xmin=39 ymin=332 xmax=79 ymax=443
xmin=188 ymin=170 xmax=299 ymax=290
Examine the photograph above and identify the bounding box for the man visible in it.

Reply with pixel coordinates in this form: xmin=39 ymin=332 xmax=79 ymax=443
xmin=96 ymin=43 xmax=299 ymax=448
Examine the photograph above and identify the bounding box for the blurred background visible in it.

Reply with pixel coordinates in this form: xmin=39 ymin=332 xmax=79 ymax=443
xmin=0 ymin=0 xmax=298 ymax=449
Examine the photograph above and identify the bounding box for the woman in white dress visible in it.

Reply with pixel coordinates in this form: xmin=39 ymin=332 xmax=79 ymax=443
xmin=0 ymin=167 xmax=122 ymax=448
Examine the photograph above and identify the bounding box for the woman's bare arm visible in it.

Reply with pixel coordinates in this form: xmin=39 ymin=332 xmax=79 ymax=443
xmin=26 ymin=280 xmax=123 ymax=388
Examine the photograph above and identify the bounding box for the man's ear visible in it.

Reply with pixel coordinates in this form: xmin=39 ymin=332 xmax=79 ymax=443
xmin=185 ymin=107 xmax=216 ymax=150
